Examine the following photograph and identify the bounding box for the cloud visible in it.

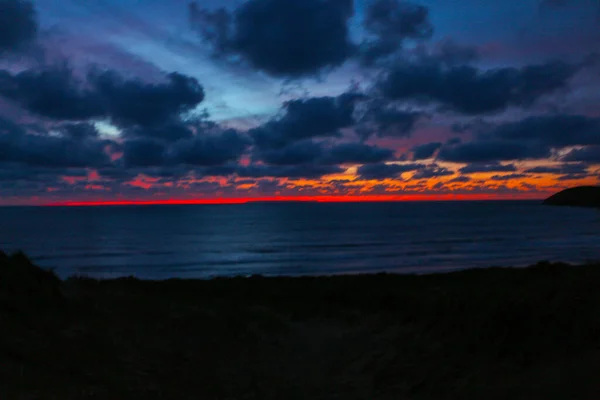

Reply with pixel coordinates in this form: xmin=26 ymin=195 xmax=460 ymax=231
xmin=379 ymin=60 xmax=579 ymax=114
xmin=91 ymin=71 xmax=205 ymax=128
xmin=0 ymin=0 xmax=37 ymax=53
xmin=493 ymin=115 xmax=600 ymax=147
xmin=122 ymin=138 xmax=167 ymax=168
xmin=448 ymin=176 xmax=471 ymax=183
xmin=0 ymin=165 xmax=88 ymax=185
xmin=190 ymin=0 xmax=355 ymax=78
xmin=97 ymin=167 xmax=138 ymax=181
xmin=412 ymin=142 xmax=442 ymax=160
xmin=489 ymin=173 xmax=530 ymax=181
xmin=525 ymin=163 xmax=590 ymax=174
xmin=562 ymin=146 xmax=600 ymax=163
xmin=238 ymin=164 xmax=343 ymax=179
xmin=438 ymin=141 xmax=551 ymax=163
xmin=122 ymin=121 xmax=195 ymax=142
xmin=168 ymin=129 xmax=250 ymax=166
xmin=438 ymin=114 xmax=600 ymax=164
xmin=250 ymin=93 xmax=359 ymax=149
xmin=362 ymin=105 xmax=424 ymax=138
xmin=0 ymin=120 xmax=111 ymax=168
xmin=357 ymin=162 xmax=421 ymax=180
xmin=0 ymin=67 xmax=105 ymax=120
xmin=412 ymin=164 xmax=453 ymax=179
xmin=459 ymin=163 xmax=517 ymax=174
xmin=432 ymin=40 xmax=480 ymax=67
xmin=322 ymin=142 xmax=395 ymax=164
xmin=256 ymin=140 xmax=324 ymax=166
xmin=255 ymin=139 xmax=394 ymax=167
xmin=60 ymin=123 xmax=100 ymax=140
xmin=364 ymin=0 xmax=432 ymax=40
xmin=0 ymin=67 xmax=205 ymax=127
xmin=360 ymin=0 xmax=433 ymax=65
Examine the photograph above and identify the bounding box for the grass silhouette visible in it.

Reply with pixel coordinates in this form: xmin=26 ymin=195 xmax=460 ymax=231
xmin=2 ymin=252 xmax=600 ymax=399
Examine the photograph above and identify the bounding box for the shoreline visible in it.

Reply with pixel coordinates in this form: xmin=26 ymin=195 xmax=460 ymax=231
xmin=2 ymin=252 xmax=600 ymax=398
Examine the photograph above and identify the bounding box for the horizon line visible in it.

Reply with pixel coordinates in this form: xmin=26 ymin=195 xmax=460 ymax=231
xmin=22 ymin=194 xmax=549 ymax=207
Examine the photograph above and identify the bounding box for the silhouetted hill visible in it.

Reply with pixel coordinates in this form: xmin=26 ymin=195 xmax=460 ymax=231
xmin=3 ymin=252 xmax=600 ymax=399
xmin=543 ymin=186 xmax=600 ymax=208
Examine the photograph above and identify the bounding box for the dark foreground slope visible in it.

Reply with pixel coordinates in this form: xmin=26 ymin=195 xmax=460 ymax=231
xmin=2 ymin=252 xmax=600 ymax=399
xmin=543 ymin=186 xmax=600 ymax=208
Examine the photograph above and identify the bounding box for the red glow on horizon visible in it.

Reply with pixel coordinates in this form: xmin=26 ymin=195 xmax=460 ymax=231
xmin=44 ymin=193 xmax=547 ymax=207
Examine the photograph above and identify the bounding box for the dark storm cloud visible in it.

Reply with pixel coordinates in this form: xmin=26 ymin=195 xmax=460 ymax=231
xmin=379 ymin=60 xmax=579 ymax=114
xmin=122 ymin=121 xmax=195 ymax=142
xmin=60 ymin=123 xmax=100 ymax=140
xmin=0 ymin=119 xmax=110 ymax=170
xmin=438 ymin=141 xmax=551 ymax=163
xmin=438 ymin=114 xmax=600 ymax=164
xmin=363 ymin=106 xmax=424 ymax=138
xmin=360 ymin=0 xmax=433 ymax=65
xmin=411 ymin=142 xmax=442 ymax=160
xmin=562 ymin=146 xmax=600 ymax=163
xmin=0 ymin=0 xmax=37 ymax=53
xmin=190 ymin=0 xmax=355 ymax=78
xmin=0 ymin=67 xmax=105 ymax=120
xmin=256 ymin=140 xmax=324 ymax=166
xmin=200 ymin=164 xmax=239 ymax=177
xmin=255 ymin=140 xmax=394 ymax=166
xmin=432 ymin=40 xmax=479 ymax=67
xmin=459 ymin=163 xmax=517 ymax=174
xmin=238 ymin=164 xmax=343 ymax=179
xmin=97 ymin=167 xmax=138 ymax=181
xmin=0 ymin=127 xmax=111 ymax=168
xmin=525 ymin=163 xmax=590 ymax=174
xmin=322 ymin=142 xmax=395 ymax=165
xmin=122 ymin=138 xmax=167 ymax=168
xmin=412 ymin=164 xmax=453 ymax=179
xmin=0 ymin=165 xmax=39 ymax=182
xmin=250 ymin=94 xmax=359 ymax=149
xmin=357 ymin=162 xmax=421 ymax=180
xmin=168 ymin=129 xmax=250 ymax=166
xmin=90 ymin=71 xmax=205 ymax=128
xmin=0 ymin=165 xmax=88 ymax=184
xmin=0 ymin=67 xmax=205 ymax=130
xmin=364 ymin=0 xmax=432 ymax=40
xmin=492 ymin=115 xmax=600 ymax=147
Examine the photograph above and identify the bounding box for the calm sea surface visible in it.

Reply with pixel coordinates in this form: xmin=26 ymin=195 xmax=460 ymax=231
xmin=0 ymin=201 xmax=599 ymax=279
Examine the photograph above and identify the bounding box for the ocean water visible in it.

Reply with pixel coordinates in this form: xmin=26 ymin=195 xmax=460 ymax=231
xmin=0 ymin=201 xmax=599 ymax=279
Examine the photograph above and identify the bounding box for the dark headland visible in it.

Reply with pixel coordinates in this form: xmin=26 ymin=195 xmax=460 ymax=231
xmin=543 ymin=186 xmax=600 ymax=208
xmin=3 ymin=251 xmax=600 ymax=399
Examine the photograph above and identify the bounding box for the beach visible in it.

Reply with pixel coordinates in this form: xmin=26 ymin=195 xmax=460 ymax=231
xmin=2 ymin=252 xmax=600 ymax=399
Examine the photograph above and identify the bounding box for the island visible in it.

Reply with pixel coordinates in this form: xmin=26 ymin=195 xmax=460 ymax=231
xmin=543 ymin=186 xmax=600 ymax=208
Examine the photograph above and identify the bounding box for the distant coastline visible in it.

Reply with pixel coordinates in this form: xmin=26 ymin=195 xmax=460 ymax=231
xmin=544 ymin=186 xmax=600 ymax=208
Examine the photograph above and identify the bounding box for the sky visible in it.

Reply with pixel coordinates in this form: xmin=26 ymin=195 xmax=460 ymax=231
xmin=0 ymin=0 xmax=599 ymax=205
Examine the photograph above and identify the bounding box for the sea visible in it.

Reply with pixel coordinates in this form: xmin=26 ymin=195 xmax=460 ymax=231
xmin=0 ymin=201 xmax=599 ymax=279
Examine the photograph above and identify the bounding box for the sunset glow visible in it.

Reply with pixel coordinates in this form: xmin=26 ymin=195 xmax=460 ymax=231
xmin=0 ymin=0 xmax=598 ymax=206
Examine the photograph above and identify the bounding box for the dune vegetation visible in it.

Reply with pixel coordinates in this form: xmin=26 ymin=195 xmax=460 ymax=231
xmin=2 ymin=251 xmax=600 ymax=399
